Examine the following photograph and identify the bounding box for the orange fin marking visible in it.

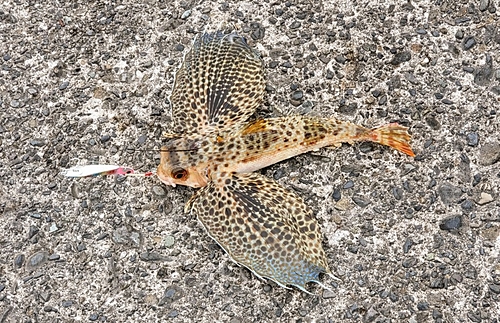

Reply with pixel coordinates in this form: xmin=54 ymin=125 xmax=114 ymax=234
xmin=369 ymin=123 xmax=416 ymax=157
xmin=240 ymin=119 xmax=268 ymax=135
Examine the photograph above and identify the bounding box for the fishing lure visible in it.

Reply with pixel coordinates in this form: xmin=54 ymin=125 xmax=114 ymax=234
xmin=61 ymin=165 xmax=153 ymax=178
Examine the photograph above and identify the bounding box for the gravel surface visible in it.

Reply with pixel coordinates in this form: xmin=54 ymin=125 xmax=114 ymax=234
xmin=1 ymin=0 xmax=500 ymax=322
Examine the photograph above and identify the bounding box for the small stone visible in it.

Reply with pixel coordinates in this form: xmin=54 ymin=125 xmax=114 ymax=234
xmin=343 ymin=180 xmax=354 ymax=189
xmin=59 ymin=81 xmax=69 ymax=90
xmin=438 ymin=182 xmax=463 ymax=204
xmin=0 ymin=284 xmax=4 ymax=292
xmin=417 ymin=302 xmax=429 ymax=310
xmin=441 ymin=98 xmax=453 ymax=105
xmin=49 ymin=223 xmax=58 ymax=233
xmin=10 ymin=99 xmax=20 ymax=108
xmin=439 ymin=215 xmax=462 ymax=231
xmin=181 ymin=10 xmax=191 ymax=19
xmin=152 ymin=185 xmax=166 ymax=197
xmin=466 ymin=133 xmax=479 ymax=147
xmin=403 ymin=238 xmax=414 ymax=253
xmin=463 ymin=36 xmax=476 ymax=50
xmin=291 ymin=90 xmax=303 ymax=100
xmin=352 ymin=195 xmax=371 ymax=207
xmin=29 ymin=139 xmax=46 ymax=147
xmin=89 ymin=313 xmax=99 ymax=321
xmin=322 ymin=289 xmax=336 ymax=299
xmin=175 ymin=44 xmax=185 ymax=51
xmin=3 ymin=53 xmax=11 ymax=61
xmin=100 ymin=134 xmax=111 ymax=143
xmin=479 ymin=0 xmax=490 ymax=11
xmin=140 ymin=252 xmax=163 ymax=261
xmin=48 ymin=254 xmax=60 ymax=261
xmin=14 ymin=254 xmax=25 ymax=268
xmin=332 ymin=188 xmax=341 ymax=201
xmin=489 ymin=284 xmax=500 ymax=294
xmin=476 ymin=192 xmax=494 ymax=205
xmin=62 ymin=300 xmax=74 ymax=307
xmin=390 ymin=51 xmax=411 ymax=65
xmin=455 ymin=30 xmax=464 ymax=40
xmin=335 ymin=55 xmax=346 ymax=64
xmin=479 ymin=142 xmax=500 ymax=165
xmin=163 ymin=235 xmax=175 ymax=248
xmin=47 ymin=182 xmax=57 ymax=190
xmin=27 ymin=251 xmax=48 ymax=269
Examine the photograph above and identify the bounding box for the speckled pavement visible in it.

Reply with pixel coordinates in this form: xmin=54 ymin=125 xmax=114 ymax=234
xmin=1 ymin=1 xmax=499 ymax=322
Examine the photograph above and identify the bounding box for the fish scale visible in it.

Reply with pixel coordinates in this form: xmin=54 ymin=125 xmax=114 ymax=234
xmin=157 ymin=31 xmax=415 ymax=292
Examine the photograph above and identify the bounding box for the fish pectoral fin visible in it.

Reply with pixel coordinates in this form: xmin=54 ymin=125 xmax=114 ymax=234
xmin=187 ymin=172 xmax=330 ymax=292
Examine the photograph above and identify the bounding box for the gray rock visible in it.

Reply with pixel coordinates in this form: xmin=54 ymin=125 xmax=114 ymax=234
xmin=181 ymin=10 xmax=191 ymax=19
xmin=439 ymin=215 xmax=462 ymax=231
xmin=26 ymin=251 xmax=48 ymax=270
xmin=352 ymin=195 xmax=371 ymax=207
xmin=463 ymin=36 xmax=476 ymax=50
xmin=59 ymin=81 xmax=69 ymax=90
xmin=479 ymin=142 xmax=500 ymax=165
xmin=390 ymin=51 xmax=411 ymax=65
xmin=479 ymin=0 xmax=490 ymax=11
xmin=437 ymin=182 xmax=463 ymax=204
xmin=467 ymin=132 xmax=479 ymax=147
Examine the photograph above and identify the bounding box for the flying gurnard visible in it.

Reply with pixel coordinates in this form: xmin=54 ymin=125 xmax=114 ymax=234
xmin=157 ymin=31 xmax=415 ymax=292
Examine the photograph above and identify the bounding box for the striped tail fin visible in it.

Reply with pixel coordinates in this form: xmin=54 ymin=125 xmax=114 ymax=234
xmin=368 ymin=123 xmax=416 ymax=157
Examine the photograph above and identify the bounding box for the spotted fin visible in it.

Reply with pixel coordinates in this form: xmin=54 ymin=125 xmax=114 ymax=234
xmin=170 ymin=31 xmax=265 ymax=135
xmin=185 ymin=172 xmax=330 ymax=292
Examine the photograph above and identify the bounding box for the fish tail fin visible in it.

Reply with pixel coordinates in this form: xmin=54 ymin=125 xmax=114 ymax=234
xmin=368 ymin=123 xmax=416 ymax=157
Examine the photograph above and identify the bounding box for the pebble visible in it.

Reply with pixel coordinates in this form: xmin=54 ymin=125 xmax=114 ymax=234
xmin=59 ymin=81 xmax=69 ymax=90
xmin=466 ymin=132 xmax=479 ymax=147
xmin=10 ymin=99 xmax=20 ymax=108
xmin=352 ymin=195 xmax=371 ymax=207
xmin=476 ymin=192 xmax=494 ymax=205
xmin=479 ymin=142 xmax=500 ymax=165
xmin=27 ymin=251 xmax=48 ymax=269
xmin=490 ymin=284 xmax=500 ymax=294
xmin=48 ymin=254 xmax=60 ymax=261
xmin=29 ymin=139 xmax=46 ymax=147
xmin=343 ymin=180 xmax=354 ymax=189
xmin=163 ymin=235 xmax=175 ymax=248
xmin=332 ymin=188 xmax=341 ymax=202
xmin=479 ymin=0 xmax=490 ymax=11
xmin=437 ymin=182 xmax=463 ymax=204
xmin=439 ymin=215 xmax=462 ymax=231
xmin=390 ymin=51 xmax=411 ymax=65
xmin=14 ymin=254 xmax=25 ymax=268
xmin=322 ymin=289 xmax=336 ymax=299
xmin=463 ymin=36 xmax=476 ymax=50
xmin=100 ymin=134 xmax=111 ymax=143
xmin=181 ymin=10 xmax=191 ymax=19
xmin=152 ymin=185 xmax=166 ymax=197
xmin=291 ymin=90 xmax=303 ymax=100
xmin=403 ymin=238 xmax=414 ymax=253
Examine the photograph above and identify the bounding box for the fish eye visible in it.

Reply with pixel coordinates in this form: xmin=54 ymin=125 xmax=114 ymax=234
xmin=171 ymin=168 xmax=188 ymax=180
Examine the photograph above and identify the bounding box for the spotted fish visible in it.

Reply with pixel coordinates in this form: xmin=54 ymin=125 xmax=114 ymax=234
xmin=157 ymin=31 xmax=415 ymax=292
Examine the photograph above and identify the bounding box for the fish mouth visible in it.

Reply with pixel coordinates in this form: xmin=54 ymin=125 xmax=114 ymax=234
xmin=156 ymin=164 xmax=176 ymax=187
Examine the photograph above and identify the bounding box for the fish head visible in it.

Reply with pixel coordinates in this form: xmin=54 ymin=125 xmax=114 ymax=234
xmin=157 ymin=145 xmax=208 ymax=188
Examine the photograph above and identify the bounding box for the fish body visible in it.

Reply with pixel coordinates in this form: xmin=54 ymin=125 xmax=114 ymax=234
xmin=156 ymin=31 xmax=415 ymax=292
xmin=158 ymin=115 xmax=414 ymax=188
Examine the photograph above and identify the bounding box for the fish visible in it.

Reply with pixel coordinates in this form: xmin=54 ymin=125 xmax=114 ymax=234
xmin=157 ymin=31 xmax=415 ymax=292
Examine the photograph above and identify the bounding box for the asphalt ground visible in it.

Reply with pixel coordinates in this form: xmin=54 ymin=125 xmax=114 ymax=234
xmin=1 ymin=1 xmax=499 ymax=322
